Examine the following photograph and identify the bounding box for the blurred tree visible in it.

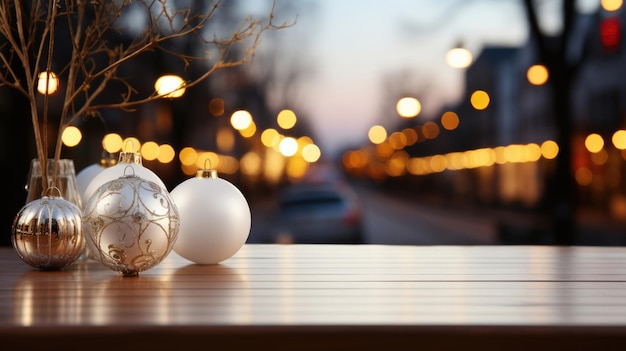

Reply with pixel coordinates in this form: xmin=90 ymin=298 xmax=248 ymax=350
xmin=249 ymin=0 xmax=317 ymax=138
xmin=522 ymin=0 xmax=578 ymax=245
xmin=0 ymin=0 xmax=291 ymax=246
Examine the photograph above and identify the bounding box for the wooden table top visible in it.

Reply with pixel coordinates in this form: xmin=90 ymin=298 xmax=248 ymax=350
xmin=2 ymin=244 xmax=626 ymax=350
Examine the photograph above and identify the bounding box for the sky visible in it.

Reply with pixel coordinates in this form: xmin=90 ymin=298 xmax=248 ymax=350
xmin=258 ymin=0 xmax=600 ymax=159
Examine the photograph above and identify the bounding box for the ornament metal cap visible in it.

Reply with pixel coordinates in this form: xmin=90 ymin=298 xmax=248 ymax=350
xmin=196 ymin=169 xmax=218 ymax=179
xmin=118 ymin=151 xmax=142 ymax=165
xmin=196 ymin=159 xmax=217 ymax=178
xmin=117 ymin=140 xmax=142 ymax=165
xmin=99 ymin=151 xmax=118 ymax=168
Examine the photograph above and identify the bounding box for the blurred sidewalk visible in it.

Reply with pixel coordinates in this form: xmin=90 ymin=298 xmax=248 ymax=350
xmin=375 ymin=182 xmax=626 ymax=246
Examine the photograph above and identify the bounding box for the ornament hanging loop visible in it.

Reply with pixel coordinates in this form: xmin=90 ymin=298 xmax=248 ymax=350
xmin=197 ymin=159 xmax=217 ymax=179
xmin=44 ymin=186 xmax=63 ymax=198
xmin=122 ymin=165 xmax=137 ymax=178
xmin=118 ymin=140 xmax=142 ymax=164
xmin=124 ymin=139 xmax=136 ymax=153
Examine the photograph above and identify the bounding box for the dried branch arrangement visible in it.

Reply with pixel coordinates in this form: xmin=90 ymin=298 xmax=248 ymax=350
xmin=0 ymin=0 xmax=288 ymax=192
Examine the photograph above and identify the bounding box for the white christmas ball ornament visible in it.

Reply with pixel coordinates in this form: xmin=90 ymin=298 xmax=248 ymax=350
xmin=76 ymin=153 xmax=117 ymax=204
xmin=171 ymin=169 xmax=251 ymax=264
xmin=77 ymin=163 xmax=106 ymax=200
xmin=83 ymin=151 xmax=167 ymax=204
xmin=83 ymin=171 xmax=179 ymax=276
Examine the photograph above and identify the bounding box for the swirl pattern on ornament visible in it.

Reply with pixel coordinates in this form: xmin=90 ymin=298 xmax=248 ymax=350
xmin=83 ymin=175 xmax=179 ymax=276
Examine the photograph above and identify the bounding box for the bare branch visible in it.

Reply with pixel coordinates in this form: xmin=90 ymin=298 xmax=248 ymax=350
xmin=0 ymin=0 xmax=292 ymax=181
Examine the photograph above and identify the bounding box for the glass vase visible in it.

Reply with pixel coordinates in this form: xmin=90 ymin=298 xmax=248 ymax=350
xmin=25 ymin=158 xmax=83 ymax=209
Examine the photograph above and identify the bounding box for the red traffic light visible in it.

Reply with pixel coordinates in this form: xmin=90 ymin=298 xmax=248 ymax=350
xmin=600 ymin=17 xmax=621 ymax=53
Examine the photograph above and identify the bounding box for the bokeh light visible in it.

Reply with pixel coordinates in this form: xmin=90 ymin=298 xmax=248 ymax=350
xmin=208 ymin=98 xmax=225 ymax=116
xmin=239 ymin=121 xmax=257 ymax=138
xmin=602 ymin=0 xmax=623 ymax=11
xmin=585 ymin=133 xmax=604 ymax=153
xmin=470 ymin=90 xmax=490 ymax=110
xmin=422 ymin=122 xmax=440 ymax=139
xmin=286 ymin=157 xmax=309 ymax=180
xmin=446 ymin=47 xmax=473 ymax=68
xmin=102 ymin=133 xmax=123 ymax=153
xmin=527 ymin=64 xmax=549 ymax=85
xmin=612 ymin=130 xmax=626 ymax=149
xmin=302 ymin=144 xmax=321 ymax=162
xmin=217 ymin=127 xmax=235 ymax=152
xmin=154 ymin=74 xmax=186 ymax=98
xmin=575 ymin=167 xmax=593 ymax=186
xmin=141 ymin=141 xmax=159 ymax=161
xmin=240 ymin=151 xmax=262 ymax=176
xmin=591 ymin=149 xmax=609 ymax=165
xmin=277 ymin=109 xmax=297 ymax=129
xmin=179 ymin=147 xmax=198 ymax=166
xmin=441 ymin=111 xmax=460 ymax=130
xmin=230 ymin=110 xmax=253 ymax=130
xmin=368 ymin=125 xmax=387 ymax=144
xmin=388 ymin=131 xmax=407 ymax=150
xmin=37 ymin=71 xmax=59 ymax=94
xmin=279 ymin=137 xmax=298 ymax=157
xmin=157 ymin=144 xmax=175 ymax=163
xmin=541 ymin=140 xmax=559 ymax=159
xmin=396 ymin=97 xmax=421 ymax=118
xmin=61 ymin=126 xmax=81 ymax=147
xmin=261 ymin=128 xmax=281 ymax=148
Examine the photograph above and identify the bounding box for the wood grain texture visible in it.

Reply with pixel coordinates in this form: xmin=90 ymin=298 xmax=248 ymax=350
xmin=1 ymin=244 xmax=626 ymax=350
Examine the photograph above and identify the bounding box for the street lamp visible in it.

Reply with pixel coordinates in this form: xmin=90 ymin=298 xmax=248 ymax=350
xmin=37 ymin=71 xmax=59 ymax=94
xmin=446 ymin=43 xmax=473 ymax=69
xmin=230 ymin=110 xmax=253 ymax=131
xmin=396 ymin=97 xmax=421 ymax=118
xmin=527 ymin=64 xmax=549 ymax=85
xmin=155 ymin=74 xmax=186 ymax=98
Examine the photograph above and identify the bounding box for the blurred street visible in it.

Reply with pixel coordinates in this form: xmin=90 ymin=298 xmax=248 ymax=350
xmin=249 ymin=181 xmax=626 ymax=246
xmin=248 ymin=183 xmax=498 ymax=245
xmin=351 ymin=184 xmax=497 ymax=245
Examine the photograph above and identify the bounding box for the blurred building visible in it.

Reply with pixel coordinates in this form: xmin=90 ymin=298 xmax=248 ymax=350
xmin=342 ymin=5 xmax=626 ymax=242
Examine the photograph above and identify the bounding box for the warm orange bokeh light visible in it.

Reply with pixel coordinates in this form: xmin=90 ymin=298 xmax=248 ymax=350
xmin=585 ymin=133 xmax=604 ymax=153
xmin=527 ymin=64 xmax=549 ymax=85
xmin=208 ymin=98 xmax=225 ymax=116
xmin=368 ymin=125 xmax=387 ymax=144
xmin=441 ymin=111 xmax=460 ymax=130
xmin=141 ymin=141 xmax=160 ymax=161
xmin=470 ymin=90 xmax=490 ymax=110
xmin=612 ymin=130 xmax=626 ymax=149
xmin=61 ymin=126 xmax=81 ymax=147
xmin=277 ymin=109 xmax=297 ymax=129
xmin=102 ymin=133 xmax=124 ymax=153
xmin=602 ymin=0 xmax=623 ymax=12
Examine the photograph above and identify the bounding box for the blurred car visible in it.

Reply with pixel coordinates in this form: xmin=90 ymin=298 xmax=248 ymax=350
xmin=270 ymin=180 xmax=364 ymax=244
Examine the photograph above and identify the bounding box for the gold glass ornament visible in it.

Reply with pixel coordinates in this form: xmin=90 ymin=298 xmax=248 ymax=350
xmin=11 ymin=187 xmax=85 ymax=270
xmin=83 ymin=168 xmax=179 ymax=276
xmin=25 ymin=158 xmax=90 ymax=261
